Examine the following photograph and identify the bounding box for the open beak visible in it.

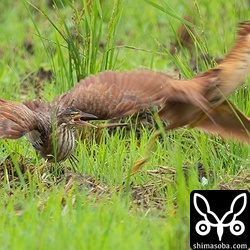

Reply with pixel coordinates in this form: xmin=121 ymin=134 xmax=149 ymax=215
xmin=73 ymin=112 xmax=98 ymax=128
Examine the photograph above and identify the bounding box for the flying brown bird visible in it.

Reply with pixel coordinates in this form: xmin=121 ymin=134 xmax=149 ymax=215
xmin=132 ymin=20 xmax=250 ymax=174
xmin=160 ymin=20 xmax=250 ymax=140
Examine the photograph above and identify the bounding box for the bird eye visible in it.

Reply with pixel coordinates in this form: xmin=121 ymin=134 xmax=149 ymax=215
xmin=70 ymin=111 xmax=78 ymax=117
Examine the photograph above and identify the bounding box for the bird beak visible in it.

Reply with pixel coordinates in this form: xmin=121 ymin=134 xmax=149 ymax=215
xmin=73 ymin=112 xmax=98 ymax=128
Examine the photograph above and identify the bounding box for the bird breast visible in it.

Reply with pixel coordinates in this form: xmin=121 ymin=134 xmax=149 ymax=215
xmin=26 ymin=123 xmax=76 ymax=162
xmin=53 ymin=123 xmax=76 ymax=162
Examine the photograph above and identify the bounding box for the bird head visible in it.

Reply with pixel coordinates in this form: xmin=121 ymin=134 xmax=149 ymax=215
xmin=56 ymin=107 xmax=97 ymax=128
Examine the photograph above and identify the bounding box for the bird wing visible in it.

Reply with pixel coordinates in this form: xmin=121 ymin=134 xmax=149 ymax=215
xmin=195 ymin=21 xmax=250 ymax=106
xmin=0 ymin=98 xmax=38 ymax=139
xmin=161 ymin=99 xmax=250 ymax=142
xmin=192 ymin=101 xmax=250 ymax=142
xmin=53 ymin=69 xmax=210 ymax=120
xmin=54 ymin=20 xmax=250 ymax=124
xmin=23 ymin=99 xmax=52 ymax=113
xmin=157 ymin=20 xmax=250 ymax=141
xmin=159 ymin=96 xmax=250 ymax=142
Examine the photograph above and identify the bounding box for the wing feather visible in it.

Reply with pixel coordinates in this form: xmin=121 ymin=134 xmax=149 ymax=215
xmin=0 ymin=98 xmax=38 ymax=139
xmin=54 ymin=69 xmax=209 ymax=120
xmin=194 ymin=101 xmax=250 ymax=142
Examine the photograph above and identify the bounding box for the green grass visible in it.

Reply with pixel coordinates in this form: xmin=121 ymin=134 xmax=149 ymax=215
xmin=0 ymin=0 xmax=250 ymax=249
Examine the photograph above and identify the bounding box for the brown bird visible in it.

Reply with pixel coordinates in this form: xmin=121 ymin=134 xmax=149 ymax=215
xmin=0 ymin=98 xmax=97 ymax=163
xmin=1 ymin=21 xmax=250 ymax=169
xmin=132 ymin=21 xmax=250 ymax=174
xmin=159 ymin=20 xmax=250 ymax=140
xmin=0 ymin=70 xmax=208 ymax=164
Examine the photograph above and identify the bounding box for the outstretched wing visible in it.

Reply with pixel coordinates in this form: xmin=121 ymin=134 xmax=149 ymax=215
xmin=23 ymin=99 xmax=52 ymax=114
xmin=160 ymin=98 xmax=250 ymax=141
xmin=196 ymin=21 xmax=250 ymax=106
xmin=158 ymin=20 xmax=250 ymax=141
xmin=194 ymin=101 xmax=250 ymax=142
xmin=54 ymin=69 xmax=210 ymax=120
xmin=0 ymin=98 xmax=38 ymax=139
